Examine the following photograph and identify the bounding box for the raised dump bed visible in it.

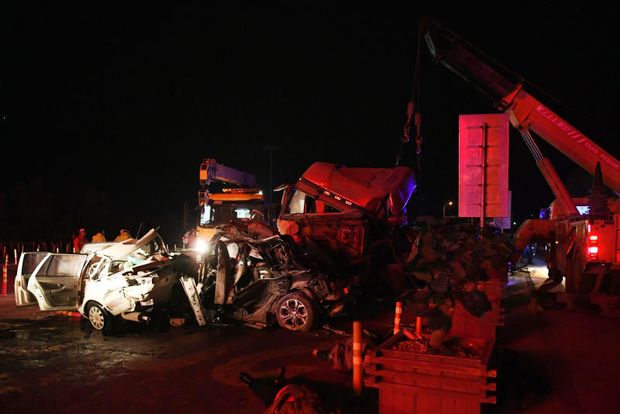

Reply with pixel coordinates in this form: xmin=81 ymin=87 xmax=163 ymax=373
xmin=364 ymin=332 xmax=496 ymax=414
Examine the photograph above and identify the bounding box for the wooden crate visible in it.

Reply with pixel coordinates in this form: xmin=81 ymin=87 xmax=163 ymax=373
xmin=364 ymin=333 xmax=496 ymax=414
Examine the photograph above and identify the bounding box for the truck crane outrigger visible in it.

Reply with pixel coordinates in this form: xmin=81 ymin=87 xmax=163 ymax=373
xmin=421 ymin=18 xmax=620 ymax=312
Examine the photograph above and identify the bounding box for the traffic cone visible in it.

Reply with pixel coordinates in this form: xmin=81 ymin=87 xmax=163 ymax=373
xmin=352 ymin=320 xmax=363 ymax=396
xmin=2 ymin=254 xmax=8 ymax=296
xmin=393 ymin=301 xmax=402 ymax=335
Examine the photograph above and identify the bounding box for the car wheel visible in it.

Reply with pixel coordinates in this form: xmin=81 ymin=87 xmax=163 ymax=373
xmin=86 ymin=302 xmax=112 ymax=332
xmin=275 ymin=292 xmax=316 ymax=332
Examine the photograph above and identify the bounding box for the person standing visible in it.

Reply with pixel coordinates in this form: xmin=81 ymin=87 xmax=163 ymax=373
xmin=92 ymin=230 xmax=107 ymax=243
xmin=114 ymin=229 xmax=132 ymax=242
xmin=73 ymin=228 xmax=88 ymax=252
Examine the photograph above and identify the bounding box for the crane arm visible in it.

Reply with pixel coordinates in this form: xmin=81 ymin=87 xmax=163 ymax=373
xmin=199 ymin=159 xmax=257 ymax=188
xmin=423 ymin=19 xmax=620 ymax=197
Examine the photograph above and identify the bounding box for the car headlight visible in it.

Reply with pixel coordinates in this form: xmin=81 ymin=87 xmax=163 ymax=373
xmin=195 ymin=239 xmax=210 ymax=254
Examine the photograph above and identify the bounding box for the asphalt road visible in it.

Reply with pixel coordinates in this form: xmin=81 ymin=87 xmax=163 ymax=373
xmin=2 ymin=262 xmax=620 ymax=414
xmin=0 ymin=298 xmax=379 ymax=413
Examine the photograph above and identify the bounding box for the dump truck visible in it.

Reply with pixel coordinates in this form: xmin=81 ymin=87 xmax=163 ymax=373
xmin=276 ymin=162 xmax=417 ymax=292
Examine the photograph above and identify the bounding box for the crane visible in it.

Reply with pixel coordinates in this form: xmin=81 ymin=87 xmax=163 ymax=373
xmin=420 ymin=18 xmax=620 ymax=312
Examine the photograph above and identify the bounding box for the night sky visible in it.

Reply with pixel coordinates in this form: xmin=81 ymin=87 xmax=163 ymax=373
xmin=2 ymin=3 xmax=619 ymax=243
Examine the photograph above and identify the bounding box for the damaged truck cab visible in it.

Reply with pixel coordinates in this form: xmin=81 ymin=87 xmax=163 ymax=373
xmin=277 ymin=162 xmax=417 ymax=289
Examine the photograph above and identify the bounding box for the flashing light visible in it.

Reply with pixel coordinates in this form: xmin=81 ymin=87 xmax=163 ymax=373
xmin=588 ymin=246 xmax=599 ymax=255
xmin=589 ymin=235 xmax=598 ymax=242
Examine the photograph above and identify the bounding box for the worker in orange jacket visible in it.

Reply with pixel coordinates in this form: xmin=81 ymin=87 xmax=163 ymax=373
xmin=73 ymin=228 xmax=88 ymax=252
xmin=92 ymin=230 xmax=107 ymax=243
xmin=114 ymin=229 xmax=132 ymax=242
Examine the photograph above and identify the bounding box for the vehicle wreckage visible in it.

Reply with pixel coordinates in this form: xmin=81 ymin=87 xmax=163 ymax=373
xmin=15 ymin=229 xmax=179 ymax=332
xmin=15 ymin=227 xmax=341 ymax=333
xmin=186 ymin=223 xmax=340 ymax=332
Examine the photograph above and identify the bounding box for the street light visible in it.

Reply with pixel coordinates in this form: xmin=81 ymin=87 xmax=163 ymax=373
xmin=443 ymin=201 xmax=454 ymax=218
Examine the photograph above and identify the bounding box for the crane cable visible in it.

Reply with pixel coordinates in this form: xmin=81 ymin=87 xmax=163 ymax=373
xmin=397 ymin=21 xmax=424 ymax=190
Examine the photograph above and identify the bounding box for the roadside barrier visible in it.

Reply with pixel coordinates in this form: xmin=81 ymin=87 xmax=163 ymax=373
xmin=0 ymin=242 xmax=70 ymax=267
xmin=2 ymin=254 xmax=7 ymax=296
xmin=393 ymin=301 xmax=402 ymax=335
xmin=352 ymin=320 xmax=363 ymax=396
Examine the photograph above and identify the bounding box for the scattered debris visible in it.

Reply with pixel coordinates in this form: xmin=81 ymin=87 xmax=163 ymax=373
xmin=169 ymin=317 xmax=186 ymax=327
xmin=240 ymin=367 xmax=326 ymax=413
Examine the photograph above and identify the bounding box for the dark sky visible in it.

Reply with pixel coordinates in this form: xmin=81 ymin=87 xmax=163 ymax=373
xmin=2 ymin=2 xmax=619 ymax=242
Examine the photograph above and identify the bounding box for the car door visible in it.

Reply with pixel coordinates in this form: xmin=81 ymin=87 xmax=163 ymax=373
xmin=27 ymin=253 xmax=89 ymax=310
xmin=14 ymin=252 xmax=50 ymax=306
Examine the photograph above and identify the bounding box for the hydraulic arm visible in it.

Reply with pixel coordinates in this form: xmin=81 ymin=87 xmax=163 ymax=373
xmin=422 ymin=19 xmax=620 ymax=215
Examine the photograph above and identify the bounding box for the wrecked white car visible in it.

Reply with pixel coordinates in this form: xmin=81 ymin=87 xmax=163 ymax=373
xmin=14 ymin=229 xmax=179 ymax=333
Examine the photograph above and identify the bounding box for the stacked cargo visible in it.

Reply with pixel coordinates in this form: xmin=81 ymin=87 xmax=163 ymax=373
xmin=403 ymin=222 xmax=510 ymax=340
xmin=364 ymin=222 xmax=510 ymax=413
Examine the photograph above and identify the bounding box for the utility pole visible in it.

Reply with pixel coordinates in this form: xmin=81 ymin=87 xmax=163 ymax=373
xmin=263 ymin=145 xmax=281 ymax=218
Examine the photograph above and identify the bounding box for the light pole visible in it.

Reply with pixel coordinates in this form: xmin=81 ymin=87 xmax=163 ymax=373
xmin=263 ymin=145 xmax=280 ymax=218
xmin=442 ymin=201 xmax=453 ymax=218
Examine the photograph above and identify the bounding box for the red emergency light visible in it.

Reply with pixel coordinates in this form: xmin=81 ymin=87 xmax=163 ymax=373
xmin=587 ymin=233 xmax=599 ymax=260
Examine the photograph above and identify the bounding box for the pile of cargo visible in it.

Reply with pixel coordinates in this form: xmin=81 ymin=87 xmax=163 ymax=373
xmin=391 ymin=336 xmax=482 ymax=360
xmin=401 ymin=221 xmax=511 ymax=340
xmin=364 ymin=331 xmax=497 ymax=413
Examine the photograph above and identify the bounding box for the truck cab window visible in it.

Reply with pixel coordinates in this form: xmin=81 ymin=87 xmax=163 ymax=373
xmin=234 ymin=208 xmax=251 ymax=219
xmin=200 ymin=205 xmax=213 ymax=226
xmin=288 ymin=189 xmax=306 ymax=214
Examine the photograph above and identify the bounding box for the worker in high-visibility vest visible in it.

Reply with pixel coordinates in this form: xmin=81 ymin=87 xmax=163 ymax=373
xmin=114 ymin=229 xmax=132 ymax=242
xmin=92 ymin=230 xmax=107 ymax=243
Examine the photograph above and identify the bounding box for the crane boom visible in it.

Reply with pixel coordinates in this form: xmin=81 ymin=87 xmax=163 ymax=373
xmin=199 ymin=158 xmax=257 ymax=188
xmin=421 ymin=19 xmax=620 ymax=309
xmin=423 ymin=19 xmax=620 ymax=196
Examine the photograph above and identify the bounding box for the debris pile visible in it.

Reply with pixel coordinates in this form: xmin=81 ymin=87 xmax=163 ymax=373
xmin=391 ymin=335 xmax=482 ymax=359
xmin=402 ymin=222 xmax=512 ymax=315
xmin=388 ymin=222 xmax=514 ymax=347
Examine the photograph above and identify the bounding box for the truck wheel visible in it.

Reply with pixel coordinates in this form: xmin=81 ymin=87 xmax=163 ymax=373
xmin=86 ymin=302 xmax=113 ymax=333
xmin=276 ymin=292 xmax=316 ymax=332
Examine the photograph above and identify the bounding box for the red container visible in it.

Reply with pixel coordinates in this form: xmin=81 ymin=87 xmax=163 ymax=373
xmin=364 ymin=333 xmax=496 ymax=414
